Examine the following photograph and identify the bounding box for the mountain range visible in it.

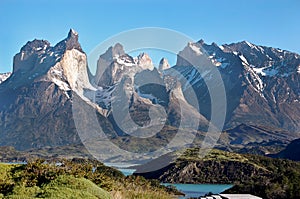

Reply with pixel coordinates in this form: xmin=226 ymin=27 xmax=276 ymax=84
xmin=0 ymin=29 xmax=299 ymax=161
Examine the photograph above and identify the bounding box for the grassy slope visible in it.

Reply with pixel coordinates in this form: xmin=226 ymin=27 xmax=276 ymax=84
xmin=0 ymin=160 xmax=175 ymax=199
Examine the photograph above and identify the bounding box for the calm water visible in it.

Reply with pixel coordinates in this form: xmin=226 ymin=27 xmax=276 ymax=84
xmin=104 ymin=162 xmax=138 ymax=176
xmin=103 ymin=163 xmax=233 ymax=198
xmin=162 ymin=183 xmax=233 ymax=199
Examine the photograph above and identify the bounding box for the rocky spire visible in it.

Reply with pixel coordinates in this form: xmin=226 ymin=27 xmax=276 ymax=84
xmin=54 ymin=28 xmax=83 ymax=53
xmin=158 ymin=58 xmax=170 ymax=71
xmin=137 ymin=53 xmax=154 ymax=70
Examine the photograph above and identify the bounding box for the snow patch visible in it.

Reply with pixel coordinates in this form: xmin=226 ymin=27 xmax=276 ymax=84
xmin=219 ymin=45 xmax=224 ymax=50
xmin=93 ymin=86 xmax=115 ymax=107
xmin=297 ymin=65 xmax=300 ymax=74
xmin=116 ymin=57 xmax=134 ymax=67
xmin=20 ymin=52 xmax=25 ymax=61
xmin=245 ymin=66 xmax=265 ymax=97
xmin=252 ymin=66 xmax=278 ymax=77
xmin=40 ymin=56 xmax=46 ymax=64
xmin=52 ymin=78 xmax=71 ymax=91
xmin=189 ymin=43 xmax=202 ymax=55
xmin=239 ymin=55 xmax=249 ymax=65
xmin=245 ymin=41 xmax=254 ymax=48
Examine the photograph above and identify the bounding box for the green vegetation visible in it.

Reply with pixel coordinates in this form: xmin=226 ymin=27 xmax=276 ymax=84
xmin=224 ymin=154 xmax=300 ymax=199
xmin=138 ymin=148 xmax=300 ymax=199
xmin=0 ymin=159 xmax=176 ymax=199
xmin=182 ymin=149 xmax=300 ymax=199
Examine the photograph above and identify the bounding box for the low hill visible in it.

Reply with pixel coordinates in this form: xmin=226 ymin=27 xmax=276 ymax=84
xmin=135 ymin=148 xmax=300 ymax=199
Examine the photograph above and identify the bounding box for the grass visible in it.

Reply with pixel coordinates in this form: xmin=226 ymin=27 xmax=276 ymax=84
xmin=40 ymin=175 xmax=112 ymax=199
xmin=177 ymin=148 xmax=268 ymax=171
xmin=0 ymin=160 xmax=175 ymax=199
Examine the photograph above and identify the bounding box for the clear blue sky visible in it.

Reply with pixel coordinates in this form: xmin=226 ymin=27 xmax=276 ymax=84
xmin=0 ymin=0 xmax=299 ymax=73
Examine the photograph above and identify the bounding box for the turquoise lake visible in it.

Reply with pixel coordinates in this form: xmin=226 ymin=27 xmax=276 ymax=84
xmin=104 ymin=163 xmax=233 ymax=198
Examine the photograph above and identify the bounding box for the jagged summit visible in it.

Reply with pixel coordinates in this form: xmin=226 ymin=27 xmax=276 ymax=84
xmin=1 ymin=29 xmax=300 ymax=153
xmin=54 ymin=28 xmax=83 ymax=53
xmin=99 ymin=43 xmax=125 ymax=62
xmin=68 ymin=28 xmax=78 ymax=37
xmin=137 ymin=53 xmax=154 ymax=70
xmin=159 ymin=58 xmax=170 ymax=71
xmin=20 ymin=39 xmax=50 ymax=53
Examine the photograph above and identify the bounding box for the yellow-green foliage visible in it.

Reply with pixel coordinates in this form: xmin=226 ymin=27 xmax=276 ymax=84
xmin=0 ymin=160 xmax=175 ymax=199
xmin=6 ymin=185 xmax=41 ymax=199
xmin=178 ymin=148 xmax=266 ymax=171
xmin=40 ymin=175 xmax=111 ymax=199
xmin=111 ymin=176 xmax=177 ymax=199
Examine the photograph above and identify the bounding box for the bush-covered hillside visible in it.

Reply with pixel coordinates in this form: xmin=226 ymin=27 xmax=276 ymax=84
xmin=135 ymin=148 xmax=300 ymax=199
xmin=0 ymin=159 xmax=177 ymax=199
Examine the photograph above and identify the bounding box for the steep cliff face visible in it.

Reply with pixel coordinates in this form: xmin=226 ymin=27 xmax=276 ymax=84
xmin=0 ymin=29 xmax=96 ymax=150
xmin=92 ymin=43 xmax=210 ymax=135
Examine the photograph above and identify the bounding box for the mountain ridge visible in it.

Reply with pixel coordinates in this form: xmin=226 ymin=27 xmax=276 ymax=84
xmin=0 ymin=30 xmax=299 ymax=156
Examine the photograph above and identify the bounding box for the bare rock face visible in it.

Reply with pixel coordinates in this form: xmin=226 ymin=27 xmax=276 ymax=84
xmin=0 ymin=29 xmax=97 ymax=150
xmin=95 ymin=44 xmax=130 ymax=86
